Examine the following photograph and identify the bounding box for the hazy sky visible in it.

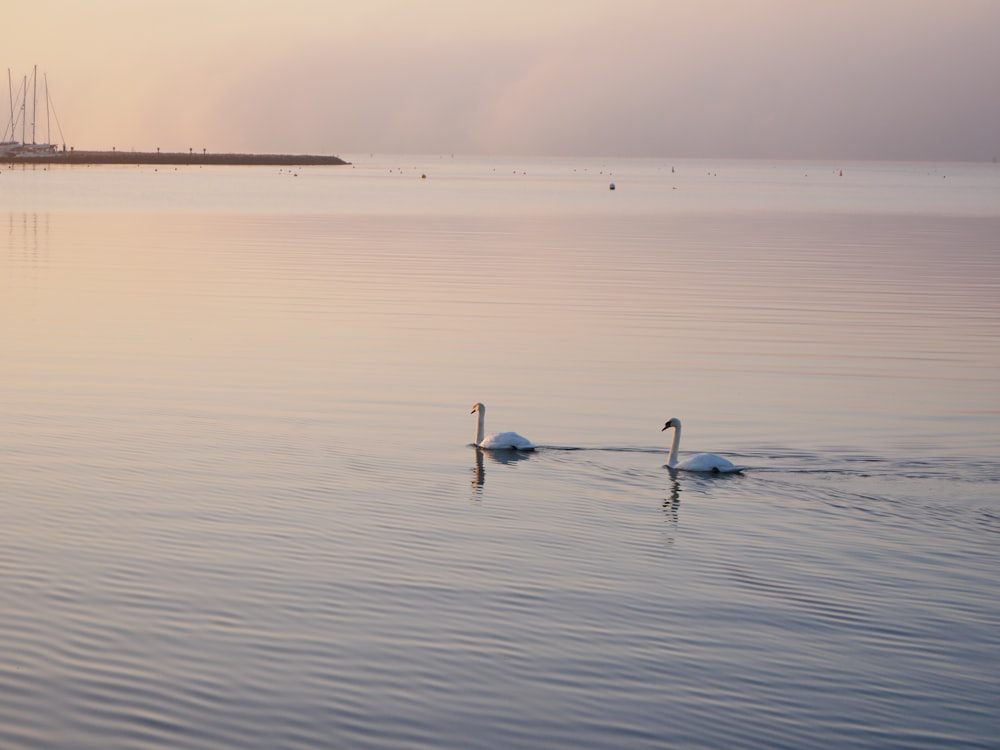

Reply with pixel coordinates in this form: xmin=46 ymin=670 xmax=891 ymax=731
xmin=5 ymin=0 xmax=999 ymax=160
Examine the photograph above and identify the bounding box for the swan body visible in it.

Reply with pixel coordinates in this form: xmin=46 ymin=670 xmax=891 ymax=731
xmin=471 ymin=403 xmax=536 ymax=450
xmin=661 ymin=417 xmax=744 ymax=473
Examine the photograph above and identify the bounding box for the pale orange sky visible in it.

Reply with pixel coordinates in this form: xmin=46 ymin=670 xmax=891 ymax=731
xmin=5 ymin=0 xmax=999 ymax=159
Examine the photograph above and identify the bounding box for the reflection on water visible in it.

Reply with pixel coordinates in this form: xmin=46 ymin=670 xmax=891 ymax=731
xmin=1 ymin=160 xmax=999 ymax=749
xmin=472 ymin=446 xmax=485 ymax=493
xmin=661 ymin=479 xmax=681 ymax=540
xmin=664 ymin=478 xmax=681 ymax=508
xmin=5 ymin=212 xmax=49 ymax=269
xmin=470 ymin=445 xmax=536 ymax=498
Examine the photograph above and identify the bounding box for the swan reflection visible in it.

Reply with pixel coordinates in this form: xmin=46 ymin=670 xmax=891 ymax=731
xmin=470 ymin=446 xmax=534 ymax=497
xmin=662 ymin=478 xmax=680 ymax=523
xmin=482 ymin=448 xmax=534 ymax=466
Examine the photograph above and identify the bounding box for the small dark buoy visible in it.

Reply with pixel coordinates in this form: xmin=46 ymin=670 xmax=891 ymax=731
xmin=421 ymin=173 xmax=426 ymax=179
xmin=609 ymin=182 xmax=616 ymax=190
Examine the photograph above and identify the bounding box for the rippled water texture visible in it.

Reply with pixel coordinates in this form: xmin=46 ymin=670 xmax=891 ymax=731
xmin=1 ymin=157 xmax=999 ymax=748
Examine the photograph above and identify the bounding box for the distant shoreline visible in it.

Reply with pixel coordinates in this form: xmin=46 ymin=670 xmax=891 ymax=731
xmin=4 ymin=150 xmax=350 ymax=166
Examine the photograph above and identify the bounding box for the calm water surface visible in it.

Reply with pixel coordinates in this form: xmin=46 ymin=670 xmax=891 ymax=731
xmin=2 ymin=157 xmax=999 ymax=748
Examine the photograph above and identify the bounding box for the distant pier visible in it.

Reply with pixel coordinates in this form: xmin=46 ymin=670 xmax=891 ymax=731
xmin=4 ymin=150 xmax=349 ymax=166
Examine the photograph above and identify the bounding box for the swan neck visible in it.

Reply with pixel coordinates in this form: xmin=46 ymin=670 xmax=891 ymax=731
xmin=475 ymin=407 xmax=485 ymax=445
xmin=668 ymin=422 xmax=681 ymax=467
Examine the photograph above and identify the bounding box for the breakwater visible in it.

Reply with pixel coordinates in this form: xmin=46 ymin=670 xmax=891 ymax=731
xmin=5 ymin=150 xmax=349 ymax=166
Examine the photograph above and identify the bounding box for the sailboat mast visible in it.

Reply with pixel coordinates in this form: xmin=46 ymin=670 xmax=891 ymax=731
xmin=32 ymin=65 xmax=38 ymax=144
xmin=5 ymin=69 xmax=12 ymax=142
xmin=45 ymin=72 xmax=51 ymax=145
xmin=6 ymin=69 xmax=10 ymax=139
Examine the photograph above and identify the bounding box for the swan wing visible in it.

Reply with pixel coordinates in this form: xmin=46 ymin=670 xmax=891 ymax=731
xmin=677 ymin=452 xmax=743 ymax=473
xmin=479 ymin=431 xmax=536 ymax=451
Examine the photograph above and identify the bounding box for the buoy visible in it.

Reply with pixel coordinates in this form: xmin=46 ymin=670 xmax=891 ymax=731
xmin=609 ymin=182 xmax=616 ymax=190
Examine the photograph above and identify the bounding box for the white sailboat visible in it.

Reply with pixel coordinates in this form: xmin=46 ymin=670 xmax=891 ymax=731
xmin=3 ymin=65 xmax=62 ymax=157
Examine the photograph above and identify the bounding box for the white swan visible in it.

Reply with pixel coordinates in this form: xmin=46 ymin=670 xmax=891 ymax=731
xmin=471 ymin=403 xmax=536 ymax=450
xmin=661 ymin=417 xmax=744 ymax=473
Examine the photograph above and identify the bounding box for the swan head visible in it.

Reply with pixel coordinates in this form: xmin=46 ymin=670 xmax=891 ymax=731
xmin=471 ymin=402 xmax=485 ymax=415
xmin=662 ymin=417 xmax=681 ymax=431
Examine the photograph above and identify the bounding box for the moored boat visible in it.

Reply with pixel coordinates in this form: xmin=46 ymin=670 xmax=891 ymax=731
xmin=4 ymin=65 xmax=64 ymax=158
